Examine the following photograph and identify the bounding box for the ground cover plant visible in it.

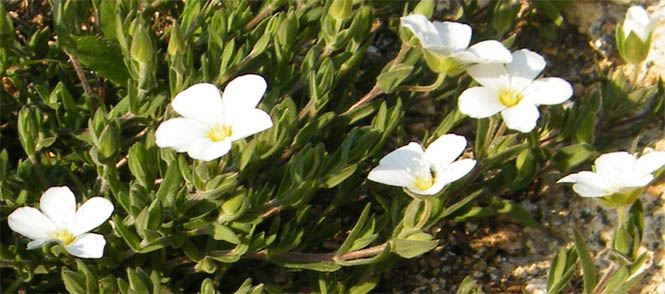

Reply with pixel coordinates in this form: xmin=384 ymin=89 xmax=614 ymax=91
xmin=1 ymin=0 xmax=664 ymax=292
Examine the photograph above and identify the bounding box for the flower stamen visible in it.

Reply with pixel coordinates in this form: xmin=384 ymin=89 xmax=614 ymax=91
xmin=207 ymin=125 xmax=233 ymax=142
xmin=52 ymin=230 xmax=76 ymax=246
xmin=498 ymin=88 xmax=523 ymax=107
xmin=414 ymin=168 xmax=436 ymax=191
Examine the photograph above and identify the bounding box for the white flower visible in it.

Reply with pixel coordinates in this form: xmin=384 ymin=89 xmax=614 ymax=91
xmin=8 ymin=186 xmax=114 ymax=259
xmin=558 ymin=151 xmax=665 ymax=198
xmin=623 ymin=6 xmax=655 ymax=42
xmin=367 ymin=134 xmax=476 ymax=196
xmin=458 ymin=49 xmax=573 ymax=132
xmin=155 ymin=74 xmax=273 ymax=161
xmin=400 ymin=14 xmax=512 ymax=74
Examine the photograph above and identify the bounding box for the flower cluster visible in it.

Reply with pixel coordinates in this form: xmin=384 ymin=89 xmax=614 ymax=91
xmin=401 ymin=14 xmax=572 ymax=133
xmin=400 ymin=14 xmax=512 ymax=75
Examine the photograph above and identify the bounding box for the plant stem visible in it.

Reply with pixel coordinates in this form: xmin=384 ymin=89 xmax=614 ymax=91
xmin=592 ymin=263 xmax=618 ymax=294
xmin=415 ymin=199 xmax=432 ymax=229
xmin=344 ymin=43 xmax=411 ymax=113
xmin=68 ymin=53 xmax=96 ymax=109
xmin=244 ymin=243 xmax=388 ymax=263
xmin=243 ymin=3 xmax=278 ymax=32
xmin=29 ymin=155 xmax=48 ymax=188
xmin=397 ymin=73 xmax=446 ymax=92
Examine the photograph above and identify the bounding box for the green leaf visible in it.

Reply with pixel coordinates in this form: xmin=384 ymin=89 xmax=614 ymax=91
xmin=552 ymin=144 xmax=595 ymax=173
xmin=348 ymin=276 xmax=379 ymax=294
xmin=390 ymin=234 xmax=438 ymax=258
xmin=72 ymin=35 xmax=130 ymax=86
xmin=533 ymin=0 xmax=565 ymax=27
xmin=274 ymin=259 xmax=342 ymax=272
xmin=490 ymin=197 xmax=539 ymax=228
xmin=112 ymin=215 xmax=141 ymax=252
xmin=322 ymin=164 xmax=357 ymax=188
xmin=126 ymin=268 xmax=151 ymax=294
xmin=213 ymin=223 xmax=242 ymax=244
xmin=62 ymin=269 xmax=86 ymax=294
xmin=201 ymin=278 xmax=216 ymax=294
xmin=573 ymin=229 xmax=597 ymax=294
xmin=156 ymin=162 xmax=182 ymax=207
xmin=456 ymin=276 xmax=482 ymax=294
xmin=336 ymin=203 xmax=372 ymax=256
xmin=376 ymin=64 xmax=413 ymax=93
xmin=621 ymin=32 xmax=650 ymax=65
xmin=547 ymin=245 xmax=578 ymax=294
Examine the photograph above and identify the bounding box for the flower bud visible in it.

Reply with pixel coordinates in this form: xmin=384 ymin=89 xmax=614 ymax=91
xmin=616 ymin=6 xmax=655 ymax=64
xmin=18 ymin=106 xmax=41 ymax=157
xmin=130 ymin=24 xmax=154 ymax=64
xmin=98 ymin=123 xmax=120 ymax=160
xmin=330 ymin=0 xmax=352 ymax=21
xmin=167 ymin=23 xmax=185 ymax=56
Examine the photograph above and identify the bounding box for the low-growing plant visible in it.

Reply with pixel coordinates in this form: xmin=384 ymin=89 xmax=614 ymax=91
xmin=1 ymin=0 xmax=663 ymax=292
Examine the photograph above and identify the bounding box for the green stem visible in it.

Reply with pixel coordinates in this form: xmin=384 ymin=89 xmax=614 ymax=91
xmin=616 ymin=205 xmax=629 ymax=228
xmin=343 ymin=43 xmax=410 ymax=113
xmin=397 ymin=73 xmax=446 ymax=92
xmin=415 ymin=199 xmax=433 ymax=229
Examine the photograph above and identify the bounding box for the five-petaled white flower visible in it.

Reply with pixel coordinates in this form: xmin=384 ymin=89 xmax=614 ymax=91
xmin=458 ymin=49 xmax=573 ymax=132
xmin=367 ymin=134 xmax=476 ymax=196
xmin=400 ymin=14 xmax=512 ymax=74
xmin=558 ymin=151 xmax=665 ymax=198
xmin=155 ymin=74 xmax=273 ymax=161
xmin=8 ymin=186 xmax=114 ymax=259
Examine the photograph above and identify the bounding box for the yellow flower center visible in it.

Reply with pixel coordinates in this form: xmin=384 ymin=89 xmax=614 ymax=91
xmin=498 ymin=88 xmax=523 ymax=107
xmin=413 ymin=168 xmax=436 ymax=191
xmin=52 ymin=230 xmax=76 ymax=246
xmin=207 ymin=125 xmax=233 ymax=142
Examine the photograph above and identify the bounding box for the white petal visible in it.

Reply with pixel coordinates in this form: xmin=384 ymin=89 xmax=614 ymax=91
xmin=8 ymin=207 xmax=56 ymax=240
xmin=506 ymin=49 xmax=546 ymax=91
xmin=458 ymin=86 xmax=505 ymax=118
xmin=454 ymin=40 xmax=513 ymax=64
xmin=27 ymin=239 xmax=51 ymax=250
xmin=624 ymin=6 xmax=651 ymax=41
xmin=171 ymin=83 xmax=225 ymax=126
xmin=155 ymin=118 xmax=208 ymax=152
xmin=557 ymin=171 xmax=612 ymax=197
xmin=594 ymin=152 xmax=636 ymax=184
xmin=40 ymin=186 xmax=76 ymax=230
xmin=187 ymin=138 xmax=232 ymax=161
xmin=72 ymin=197 xmax=114 ymax=236
xmin=222 ymin=74 xmax=268 ymax=110
xmin=522 ymin=77 xmax=573 ymax=105
xmin=433 ymin=21 xmax=472 ymax=51
xmin=65 ymin=233 xmax=106 ymax=258
xmin=400 ymin=14 xmax=444 ymax=47
xmin=500 ymin=102 xmax=540 ymax=132
xmin=368 ymin=142 xmax=426 ymax=188
xmin=228 ymin=108 xmax=273 ymax=141
xmin=435 ymin=159 xmax=476 ymax=186
xmin=424 ymin=45 xmax=454 ymax=58
xmin=424 ymin=134 xmax=467 ymax=169
xmin=466 ymin=63 xmax=510 ymax=90
xmin=635 ymin=151 xmax=665 ymax=175
xmin=367 ymin=165 xmax=419 ymax=188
